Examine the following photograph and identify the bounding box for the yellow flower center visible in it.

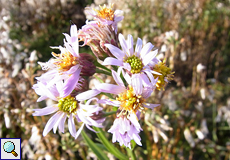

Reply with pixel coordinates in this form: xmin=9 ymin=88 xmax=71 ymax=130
xmin=116 ymin=86 xmax=145 ymax=117
xmin=95 ymin=4 xmax=115 ymax=21
xmin=125 ymin=55 xmax=143 ymax=74
xmin=58 ymin=95 xmax=78 ymax=114
xmin=52 ymin=52 xmax=78 ymax=71
xmin=152 ymin=59 xmax=174 ymax=90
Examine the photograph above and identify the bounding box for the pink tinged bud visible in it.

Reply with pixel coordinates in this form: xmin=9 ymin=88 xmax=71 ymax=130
xmin=79 ymin=53 xmax=96 ymax=76
xmin=78 ymin=22 xmax=119 ymax=60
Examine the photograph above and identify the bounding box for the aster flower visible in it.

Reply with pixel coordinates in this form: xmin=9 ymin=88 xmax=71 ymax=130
xmin=37 ymin=25 xmax=85 ymax=97
xmin=108 ymin=111 xmax=142 ymax=149
xmin=103 ymin=33 xmax=161 ymax=90
xmin=85 ymin=3 xmax=124 ymax=32
xmin=37 ymin=45 xmax=82 ymax=97
xmin=92 ymin=69 xmax=160 ymax=147
xmin=78 ymin=20 xmax=118 ymax=59
xmin=148 ymin=58 xmax=174 ymax=90
xmin=33 ymin=82 xmax=104 ymax=138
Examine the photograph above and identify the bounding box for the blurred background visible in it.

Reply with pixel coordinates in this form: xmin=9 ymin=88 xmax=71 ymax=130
xmin=0 ymin=0 xmax=230 ymax=159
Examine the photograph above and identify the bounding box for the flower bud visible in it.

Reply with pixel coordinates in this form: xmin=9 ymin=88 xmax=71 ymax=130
xmin=79 ymin=53 xmax=96 ymax=76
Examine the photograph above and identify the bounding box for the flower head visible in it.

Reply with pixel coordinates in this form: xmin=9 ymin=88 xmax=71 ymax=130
xmin=85 ymin=4 xmax=124 ymax=32
xmin=78 ymin=20 xmax=118 ymax=59
xmin=108 ymin=113 xmax=142 ymax=148
xmin=103 ymin=33 xmax=161 ymax=89
xmin=33 ymin=82 xmax=104 ymax=138
xmin=92 ymin=70 xmax=160 ymax=147
xmin=36 ymin=25 xmax=87 ymax=97
xmin=150 ymin=59 xmax=174 ymax=90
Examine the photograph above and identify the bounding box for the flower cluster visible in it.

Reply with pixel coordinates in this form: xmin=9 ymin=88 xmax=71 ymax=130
xmin=33 ymin=4 xmax=174 ymax=148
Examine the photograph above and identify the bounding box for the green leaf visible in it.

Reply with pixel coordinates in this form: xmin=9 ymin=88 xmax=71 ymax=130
xmin=81 ymin=131 xmax=109 ymax=160
xmin=93 ymin=127 xmax=129 ymax=160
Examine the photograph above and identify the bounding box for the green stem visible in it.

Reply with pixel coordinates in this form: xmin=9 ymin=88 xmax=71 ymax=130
xmin=94 ymin=61 xmax=111 ymax=72
xmin=103 ymin=111 xmax=117 ymax=117
xmin=96 ymin=68 xmax=112 ymax=76
xmin=126 ymin=148 xmax=136 ymax=160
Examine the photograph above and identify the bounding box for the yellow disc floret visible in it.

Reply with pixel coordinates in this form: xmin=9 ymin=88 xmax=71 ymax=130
xmin=95 ymin=4 xmax=115 ymax=21
xmin=52 ymin=52 xmax=78 ymax=71
xmin=152 ymin=59 xmax=174 ymax=90
xmin=125 ymin=55 xmax=143 ymax=74
xmin=58 ymin=95 xmax=78 ymax=114
xmin=116 ymin=86 xmax=145 ymax=117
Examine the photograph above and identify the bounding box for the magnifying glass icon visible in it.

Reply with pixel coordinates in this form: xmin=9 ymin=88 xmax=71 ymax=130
xmin=3 ymin=141 xmax=18 ymax=157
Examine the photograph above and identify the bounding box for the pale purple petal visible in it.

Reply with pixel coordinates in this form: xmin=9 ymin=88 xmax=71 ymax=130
xmin=135 ymin=38 xmax=143 ymax=56
xmin=58 ymin=114 xmax=67 ymax=133
xmin=76 ymin=89 xmax=101 ymax=101
xmin=144 ymin=69 xmax=158 ymax=86
xmin=123 ymin=63 xmax=131 ymax=71
xmin=97 ymin=99 xmax=120 ymax=107
xmin=33 ymin=105 xmax=58 ymax=116
xmin=112 ymin=70 xmax=125 ymax=87
xmin=53 ymin=112 xmax=66 ymax=133
xmin=123 ymin=71 xmax=131 ymax=85
xmin=104 ymin=44 xmax=125 ymax=61
xmin=127 ymin=34 xmax=134 ymax=56
xmin=61 ymin=67 xmax=81 ymax=97
xmin=140 ymin=42 xmax=154 ymax=59
xmin=143 ymin=103 xmax=160 ymax=109
xmin=142 ymin=50 xmax=158 ymax=66
xmin=151 ymin=70 xmax=162 ymax=75
xmin=43 ymin=111 xmax=62 ymax=136
xmin=68 ymin=114 xmax=77 ymax=138
xmin=118 ymin=33 xmax=129 ymax=54
xmin=114 ymin=16 xmax=124 ymax=22
xmin=75 ymin=123 xmax=84 ymax=139
xmin=131 ymin=74 xmax=143 ymax=95
xmin=103 ymin=57 xmax=123 ymax=66
xmin=70 ymin=25 xmax=78 ymax=38
xmin=96 ymin=83 xmax=125 ymax=95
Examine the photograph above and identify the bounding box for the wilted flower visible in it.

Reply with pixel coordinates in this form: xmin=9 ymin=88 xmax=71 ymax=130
xmin=148 ymin=59 xmax=174 ymax=90
xmin=85 ymin=3 xmax=124 ymax=32
xmin=33 ymin=82 xmax=104 ymax=138
xmin=78 ymin=20 xmax=118 ymax=59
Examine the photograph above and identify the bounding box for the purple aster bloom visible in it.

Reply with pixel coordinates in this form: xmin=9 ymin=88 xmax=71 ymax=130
xmin=33 ymin=82 xmax=104 ymax=139
xmin=108 ymin=113 xmax=142 ymax=149
xmin=93 ymin=69 xmax=160 ymax=147
xmin=37 ymin=29 xmax=83 ymax=97
xmin=103 ymin=33 xmax=161 ymax=89
xmin=85 ymin=4 xmax=124 ymax=33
